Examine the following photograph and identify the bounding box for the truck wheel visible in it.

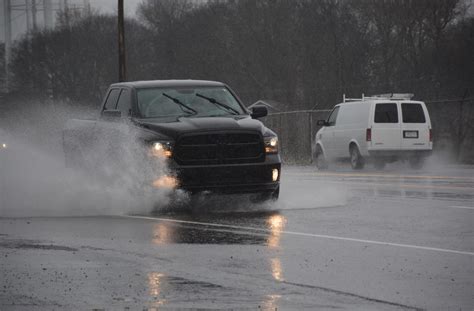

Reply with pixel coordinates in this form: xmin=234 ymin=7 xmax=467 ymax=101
xmin=272 ymin=186 xmax=280 ymax=201
xmin=409 ymin=157 xmax=424 ymax=169
xmin=251 ymin=187 xmax=279 ymax=203
xmin=350 ymin=145 xmax=364 ymax=170
xmin=314 ymin=145 xmax=328 ymax=170
xmin=374 ymin=158 xmax=385 ymax=170
xmin=64 ymin=144 xmax=84 ymax=169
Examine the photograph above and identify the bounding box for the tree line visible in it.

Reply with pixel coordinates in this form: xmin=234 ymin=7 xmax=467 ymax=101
xmin=5 ymin=0 xmax=473 ymax=110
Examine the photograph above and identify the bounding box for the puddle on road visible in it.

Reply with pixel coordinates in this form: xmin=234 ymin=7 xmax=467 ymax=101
xmin=0 ymin=238 xmax=78 ymax=252
xmin=148 ymin=211 xmax=287 ymax=247
xmin=146 ymin=271 xmax=283 ymax=310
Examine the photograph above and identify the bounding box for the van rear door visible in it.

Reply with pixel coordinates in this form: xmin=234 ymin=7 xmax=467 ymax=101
xmin=371 ymin=103 xmax=401 ymax=150
xmin=400 ymin=102 xmax=430 ymax=150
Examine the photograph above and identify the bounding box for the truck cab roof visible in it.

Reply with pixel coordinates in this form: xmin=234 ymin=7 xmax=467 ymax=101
xmin=110 ymin=80 xmax=226 ymax=89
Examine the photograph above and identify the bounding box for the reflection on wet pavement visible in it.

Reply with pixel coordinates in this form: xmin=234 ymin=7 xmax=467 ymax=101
xmin=262 ymin=294 xmax=281 ymax=311
xmin=271 ymin=258 xmax=284 ymax=281
xmin=146 ymin=211 xmax=287 ymax=309
xmin=150 ymin=211 xmax=288 ymax=247
xmin=147 ymin=271 xmax=227 ymax=308
xmin=147 ymin=272 xmax=166 ymax=306
xmin=267 ymin=214 xmax=286 ymax=249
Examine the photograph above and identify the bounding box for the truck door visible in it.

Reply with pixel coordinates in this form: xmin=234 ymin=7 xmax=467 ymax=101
xmin=400 ymin=103 xmax=430 ymax=150
xmin=94 ymin=88 xmax=132 ymax=165
xmin=371 ymin=103 xmax=401 ymax=150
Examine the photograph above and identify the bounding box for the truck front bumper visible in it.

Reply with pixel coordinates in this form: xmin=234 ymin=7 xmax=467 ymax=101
xmin=169 ymin=154 xmax=281 ymax=194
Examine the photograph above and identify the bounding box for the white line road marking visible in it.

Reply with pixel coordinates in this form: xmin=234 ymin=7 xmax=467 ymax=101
xmin=285 ymin=171 xmax=474 ymax=181
xmin=352 ymin=197 xmax=474 ymax=211
xmin=449 ymin=206 xmax=474 ymax=210
xmin=120 ymin=215 xmax=474 ymax=256
xmin=286 ymin=178 xmax=474 ymax=191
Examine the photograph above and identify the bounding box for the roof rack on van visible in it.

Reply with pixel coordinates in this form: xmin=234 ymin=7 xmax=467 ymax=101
xmin=343 ymin=93 xmax=414 ymax=102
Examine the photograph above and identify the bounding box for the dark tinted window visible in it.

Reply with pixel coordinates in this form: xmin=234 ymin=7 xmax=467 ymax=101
xmin=117 ymin=89 xmax=131 ymax=116
xmin=375 ymin=103 xmax=398 ymax=123
xmin=402 ymin=103 xmax=426 ymax=123
xmin=327 ymin=107 xmax=339 ymax=126
xmin=104 ymin=89 xmax=120 ymax=110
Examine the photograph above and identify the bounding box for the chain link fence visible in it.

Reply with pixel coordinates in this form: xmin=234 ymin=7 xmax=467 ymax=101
xmin=262 ymin=98 xmax=474 ymax=164
xmin=263 ymin=110 xmax=331 ymax=164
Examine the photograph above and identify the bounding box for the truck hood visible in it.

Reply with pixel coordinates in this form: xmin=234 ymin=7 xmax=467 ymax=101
xmin=135 ymin=116 xmax=268 ymax=140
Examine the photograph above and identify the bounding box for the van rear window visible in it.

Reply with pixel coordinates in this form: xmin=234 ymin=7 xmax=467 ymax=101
xmin=402 ymin=104 xmax=426 ymax=123
xmin=374 ymin=103 xmax=398 ymax=123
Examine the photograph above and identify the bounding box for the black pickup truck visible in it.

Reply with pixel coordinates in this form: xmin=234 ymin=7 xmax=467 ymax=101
xmin=63 ymin=80 xmax=281 ymax=201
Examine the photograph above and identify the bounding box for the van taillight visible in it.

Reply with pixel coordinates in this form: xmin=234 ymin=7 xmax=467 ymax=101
xmin=366 ymin=128 xmax=372 ymax=141
xmin=429 ymin=129 xmax=433 ymax=142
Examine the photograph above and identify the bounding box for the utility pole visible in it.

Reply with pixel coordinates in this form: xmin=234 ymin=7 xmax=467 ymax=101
xmin=25 ymin=0 xmax=31 ymax=32
xmin=118 ymin=0 xmax=127 ymax=82
xmin=31 ymin=0 xmax=38 ymax=31
xmin=4 ymin=0 xmax=12 ymax=92
xmin=43 ymin=0 xmax=53 ymax=29
xmin=83 ymin=0 xmax=91 ymax=13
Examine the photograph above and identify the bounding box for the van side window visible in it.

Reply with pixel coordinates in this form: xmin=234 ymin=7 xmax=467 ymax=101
xmin=327 ymin=107 xmax=339 ymax=126
xmin=374 ymin=103 xmax=398 ymax=123
xmin=402 ymin=104 xmax=426 ymax=123
xmin=104 ymin=89 xmax=121 ymax=110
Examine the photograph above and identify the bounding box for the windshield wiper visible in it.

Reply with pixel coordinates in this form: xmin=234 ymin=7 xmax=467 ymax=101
xmin=162 ymin=93 xmax=197 ymax=115
xmin=195 ymin=93 xmax=239 ymax=115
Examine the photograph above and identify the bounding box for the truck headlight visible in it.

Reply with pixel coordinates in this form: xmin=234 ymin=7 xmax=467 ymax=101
xmin=264 ymin=136 xmax=278 ymax=154
xmin=150 ymin=141 xmax=173 ymax=158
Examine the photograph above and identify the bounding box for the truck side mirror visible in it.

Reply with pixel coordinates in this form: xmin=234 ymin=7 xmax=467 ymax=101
xmin=317 ymin=120 xmax=327 ymax=126
xmin=102 ymin=110 xmax=122 ymax=118
xmin=251 ymin=106 xmax=268 ymax=119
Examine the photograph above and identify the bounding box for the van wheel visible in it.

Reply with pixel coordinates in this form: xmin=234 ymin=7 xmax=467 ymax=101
xmin=374 ymin=159 xmax=385 ymax=170
xmin=409 ymin=157 xmax=424 ymax=169
xmin=314 ymin=145 xmax=328 ymax=170
xmin=350 ymin=145 xmax=364 ymax=170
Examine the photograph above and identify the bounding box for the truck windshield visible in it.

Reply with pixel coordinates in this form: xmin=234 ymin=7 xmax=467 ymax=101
xmin=137 ymin=87 xmax=245 ymax=118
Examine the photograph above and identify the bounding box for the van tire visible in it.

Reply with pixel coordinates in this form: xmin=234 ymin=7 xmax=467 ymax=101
xmin=350 ymin=145 xmax=364 ymax=170
xmin=314 ymin=145 xmax=328 ymax=170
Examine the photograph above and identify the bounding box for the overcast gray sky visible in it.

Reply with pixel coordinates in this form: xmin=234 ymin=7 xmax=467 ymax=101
xmin=1 ymin=0 xmax=473 ymax=42
xmin=1 ymin=0 xmax=143 ymax=41
xmin=91 ymin=0 xmax=142 ymax=15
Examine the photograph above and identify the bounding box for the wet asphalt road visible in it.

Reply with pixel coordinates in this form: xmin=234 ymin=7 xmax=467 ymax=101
xmin=1 ymin=165 xmax=473 ymax=310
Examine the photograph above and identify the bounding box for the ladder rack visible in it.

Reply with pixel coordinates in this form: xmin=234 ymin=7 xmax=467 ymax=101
xmin=343 ymin=93 xmax=414 ymax=102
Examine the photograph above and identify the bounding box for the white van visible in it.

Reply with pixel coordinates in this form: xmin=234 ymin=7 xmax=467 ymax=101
xmin=314 ymin=94 xmax=433 ymax=170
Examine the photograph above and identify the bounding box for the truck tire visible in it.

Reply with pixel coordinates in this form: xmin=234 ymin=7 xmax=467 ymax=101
xmin=251 ymin=186 xmax=279 ymax=203
xmin=64 ymin=144 xmax=84 ymax=169
xmin=350 ymin=145 xmax=364 ymax=170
